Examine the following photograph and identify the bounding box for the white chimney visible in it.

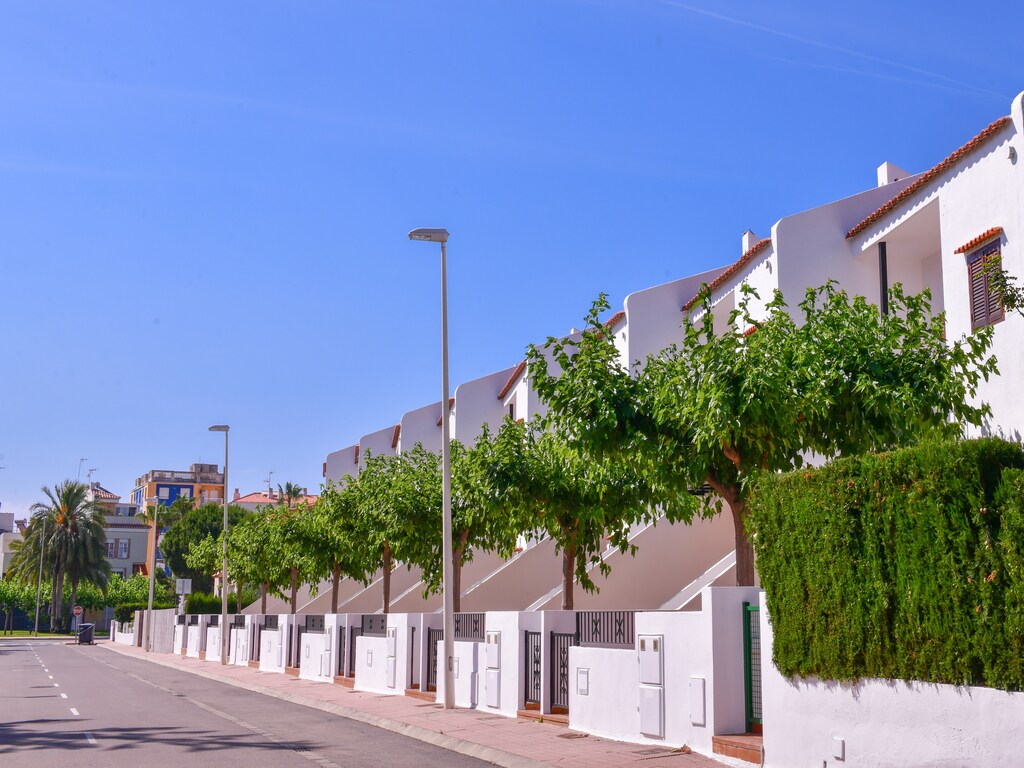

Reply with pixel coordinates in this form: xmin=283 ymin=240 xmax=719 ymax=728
xmin=741 ymin=230 xmax=760 ymax=254
xmin=877 ymin=161 xmax=911 ymax=186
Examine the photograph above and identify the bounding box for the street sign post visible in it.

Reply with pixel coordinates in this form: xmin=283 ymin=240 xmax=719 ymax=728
xmin=73 ymin=605 xmax=83 ymax=617
xmin=175 ymin=579 xmax=192 ymax=595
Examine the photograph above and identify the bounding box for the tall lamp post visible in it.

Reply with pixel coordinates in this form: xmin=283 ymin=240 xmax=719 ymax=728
xmin=209 ymin=424 xmax=230 ymax=665
xmin=32 ymin=513 xmax=47 ymax=637
xmin=143 ymin=496 xmax=160 ymax=652
xmin=407 ymin=227 xmax=455 ymax=709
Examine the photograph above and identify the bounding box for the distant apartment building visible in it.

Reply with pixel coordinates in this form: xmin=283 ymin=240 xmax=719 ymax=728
xmin=86 ymin=482 xmax=149 ymax=578
xmin=129 ymin=463 xmax=225 ymax=575
xmin=0 ymin=512 xmax=22 ymax=579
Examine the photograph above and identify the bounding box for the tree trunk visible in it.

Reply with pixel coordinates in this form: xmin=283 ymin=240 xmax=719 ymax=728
xmin=452 ymin=530 xmax=470 ymax=613
xmin=70 ymin=577 xmax=79 ymax=629
xmin=52 ymin=568 xmax=66 ymax=632
xmin=730 ymin=495 xmax=755 ymax=587
xmin=331 ymin=564 xmax=341 ymax=614
xmin=561 ymin=538 xmax=577 ymax=611
xmin=382 ymin=542 xmax=392 ymax=614
xmin=289 ymin=568 xmax=298 ymax=614
xmin=706 ymin=474 xmax=756 ymax=587
xmin=261 ymin=582 xmax=268 ymax=614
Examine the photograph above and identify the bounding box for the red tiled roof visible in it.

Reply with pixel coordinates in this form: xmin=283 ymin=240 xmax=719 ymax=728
xmin=954 ymin=226 xmax=1003 ymax=254
xmin=682 ymin=238 xmax=772 ymax=311
xmin=846 ymin=116 xmax=1012 ymax=239
xmin=497 ymin=360 xmax=527 ymax=400
xmin=743 ymin=325 xmax=759 ymax=337
xmin=235 ymin=491 xmax=319 ymax=506
xmin=391 ymin=424 xmax=401 ymax=449
xmin=605 ymin=310 xmax=626 ymax=329
xmin=437 ymin=397 xmax=455 ymax=427
xmin=91 ymin=485 xmax=120 ymax=500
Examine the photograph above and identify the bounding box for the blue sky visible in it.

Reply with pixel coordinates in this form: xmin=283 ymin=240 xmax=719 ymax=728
xmin=1 ymin=1 xmax=1021 ymax=517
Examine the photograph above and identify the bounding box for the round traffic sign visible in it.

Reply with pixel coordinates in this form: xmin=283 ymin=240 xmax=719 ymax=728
xmin=73 ymin=605 xmax=83 ymax=617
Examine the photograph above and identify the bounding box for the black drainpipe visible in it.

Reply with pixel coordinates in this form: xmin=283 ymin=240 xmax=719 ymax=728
xmin=878 ymin=241 xmax=889 ymax=316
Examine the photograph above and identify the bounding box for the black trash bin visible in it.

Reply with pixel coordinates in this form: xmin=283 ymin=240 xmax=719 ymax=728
xmin=77 ymin=623 xmax=95 ymax=645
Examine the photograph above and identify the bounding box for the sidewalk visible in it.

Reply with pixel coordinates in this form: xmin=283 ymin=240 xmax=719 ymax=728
xmin=98 ymin=641 xmax=725 ymax=768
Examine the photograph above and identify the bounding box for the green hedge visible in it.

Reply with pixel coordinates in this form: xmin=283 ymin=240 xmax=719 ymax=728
xmin=748 ymin=438 xmax=1024 ymax=690
xmin=185 ymin=592 xmax=243 ymax=614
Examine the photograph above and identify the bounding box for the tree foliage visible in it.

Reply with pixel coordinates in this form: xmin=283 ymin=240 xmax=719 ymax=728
xmin=528 ymin=283 xmax=997 ymax=585
xmin=160 ymin=503 xmax=249 ymax=593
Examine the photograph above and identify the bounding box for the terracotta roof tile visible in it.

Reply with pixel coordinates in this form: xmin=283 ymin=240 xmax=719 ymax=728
xmin=846 ymin=116 xmax=1012 ymax=240
xmin=497 ymin=360 xmax=527 ymax=400
xmin=235 ymin=491 xmax=319 ymax=506
xmin=90 ymin=485 xmax=120 ymax=500
xmin=605 ymin=310 xmax=626 ymax=329
xmin=391 ymin=424 xmax=401 ymax=449
xmin=682 ymin=238 xmax=772 ymax=311
xmin=437 ymin=397 xmax=455 ymax=427
xmin=954 ymin=226 xmax=1003 ymax=254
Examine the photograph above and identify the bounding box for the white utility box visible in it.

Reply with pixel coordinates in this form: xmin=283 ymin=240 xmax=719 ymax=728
xmin=386 ymin=656 xmax=396 ymax=688
xmin=638 ymin=635 xmax=664 ymax=685
xmin=485 ymin=668 xmax=500 ymax=707
xmin=689 ymin=677 xmax=706 ymax=726
xmin=639 ymin=684 xmax=664 ymax=738
xmin=386 ymin=626 xmax=397 ymax=657
xmin=485 ymin=631 xmax=501 ymax=669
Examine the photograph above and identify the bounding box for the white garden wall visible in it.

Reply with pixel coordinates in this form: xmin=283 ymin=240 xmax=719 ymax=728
xmin=760 ymin=605 xmax=1024 ymax=768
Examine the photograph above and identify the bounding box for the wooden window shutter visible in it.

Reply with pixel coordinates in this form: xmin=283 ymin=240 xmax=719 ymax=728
xmin=967 ymin=240 xmax=1004 ymax=330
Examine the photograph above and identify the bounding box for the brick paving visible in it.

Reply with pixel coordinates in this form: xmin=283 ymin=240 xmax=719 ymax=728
xmin=99 ymin=640 xmax=725 ymax=768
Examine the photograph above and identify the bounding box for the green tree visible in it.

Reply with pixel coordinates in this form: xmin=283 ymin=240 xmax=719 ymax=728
xmin=227 ymin=511 xmax=292 ymax=613
xmin=528 ymin=284 xmax=997 ymax=586
xmin=277 ymin=482 xmax=306 ymax=507
xmin=160 ymin=503 xmax=249 ymax=593
xmin=307 ymin=482 xmax=373 ymax=613
xmin=9 ymin=481 xmax=109 ymax=631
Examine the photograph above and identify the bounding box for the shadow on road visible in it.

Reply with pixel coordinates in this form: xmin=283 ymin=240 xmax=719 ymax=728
xmin=0 ymin=720 xmax=321 ymax=754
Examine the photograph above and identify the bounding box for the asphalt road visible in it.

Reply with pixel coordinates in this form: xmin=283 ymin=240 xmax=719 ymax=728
xmin=0 ymin=638 xmax=494 ymax=768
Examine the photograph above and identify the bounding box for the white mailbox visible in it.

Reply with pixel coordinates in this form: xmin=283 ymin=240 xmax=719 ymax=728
xmin=485 ymin=668 xmax=500 ymax=707
xmin=639 ymin=685 xmax=664 ymax=738
xmin=485 ymin=631 xmax=501 ymax=669
xmin=386 ymin=626 xmax=397 ymax=657
xmin=638 ymin=635 xmax=663 ymax=686
xmin=386 ymin=656 xmax=396 ymax=688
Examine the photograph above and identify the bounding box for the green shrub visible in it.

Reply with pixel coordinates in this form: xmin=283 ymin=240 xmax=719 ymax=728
xmin=114 ymin=601 xmax=173 ymax=623
xmin=185 ymin=592 xmax=243 ymax=614
xmin=748 ymin=438 xmax=1024 ymax=690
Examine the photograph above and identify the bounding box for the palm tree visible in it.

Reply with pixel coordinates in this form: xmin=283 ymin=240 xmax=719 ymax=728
xmin=14 ymin=481 xmax=108 ymax=631
xmin=277 ymin=482 xmax=305 ymax=508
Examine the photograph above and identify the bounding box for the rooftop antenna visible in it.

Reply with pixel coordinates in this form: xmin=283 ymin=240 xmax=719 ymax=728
xmin=265 ymin=470 xmax=274 ymax=497
xmin=77 ymin=457 xmax=88 ymax=482
xmin=87 ymin=468 xmax=98 ymax=485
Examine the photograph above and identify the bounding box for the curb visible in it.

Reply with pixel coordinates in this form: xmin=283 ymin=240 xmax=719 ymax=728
xmin=98 ymin=642 xmax=549 ymax=768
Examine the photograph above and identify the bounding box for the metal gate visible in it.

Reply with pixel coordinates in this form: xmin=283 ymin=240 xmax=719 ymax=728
xmin=524 ymin=631 xmax=542 ymax=705
xmin=743 ymin=602 xmax=763 ymax=732
xmin=550 ymin=632 xmax=576 ymax=711
xmin=348 ymin=626 xmax=362 ymax=678
xmin=409 ymin=626 xmax=417 ymax=684
xmin=426 ymin=627 xmax=443 ymax=691
xmin=337 ymin=626 xmax=346 ymax=676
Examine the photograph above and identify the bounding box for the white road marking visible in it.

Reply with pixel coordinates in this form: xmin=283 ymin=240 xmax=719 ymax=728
xmin=60 ymin=693 xmax=68 ymax=699
xmin=53 ymin=683 xmax=59 ymax=688
xmin=84 ymin=732 xmax=96 ymax=745
xmin=69 ymin=708 xmax=79 ymax=716
xmin=48 ymin=675 xmax=53 ymax=679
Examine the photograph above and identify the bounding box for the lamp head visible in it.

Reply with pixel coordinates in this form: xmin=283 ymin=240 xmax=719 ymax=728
xmin=208 ymin=425 xmax=230 ymax=433
xmin=408 ymin=228 xmax=449 ymax=243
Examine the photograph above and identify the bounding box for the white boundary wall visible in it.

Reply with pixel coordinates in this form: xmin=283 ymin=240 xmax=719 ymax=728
xmin=760 ymin=606 xmax=1024 ymax=768
xmin=567 ymin=587 xmax=759 ymax=756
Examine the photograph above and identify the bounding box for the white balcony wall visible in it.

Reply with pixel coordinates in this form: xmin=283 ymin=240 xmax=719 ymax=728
xmin=324 ymin=444 xmax=358 ymax=485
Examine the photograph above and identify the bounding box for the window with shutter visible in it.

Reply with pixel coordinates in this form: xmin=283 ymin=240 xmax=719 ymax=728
xmin=107 ymin=541 xmax=116 ymax=558
xmin=967 ymin=240 xmax=1004 ymax=330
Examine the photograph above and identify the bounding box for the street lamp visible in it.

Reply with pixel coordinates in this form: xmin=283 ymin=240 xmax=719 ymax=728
xmin=143 ymin=496 xmax=160 ymax=652
xmin=209 ymin=424 xmax=230 ymax=665
xmin=32 ymin=513 xmax=47 ymax=637
xmin=407 ymin=227 xmax=456 ymax=709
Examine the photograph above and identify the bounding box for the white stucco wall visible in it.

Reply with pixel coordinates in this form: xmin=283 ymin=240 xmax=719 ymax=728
xmin=299 ymin=628 xmax=334 ymax=682
xmin=354 ymin=634 xmax=390 ymax=693
xmin=259 ymin=624 xmax=286 ymax=673
xmin=452 ymin=366 xmax=519 ymax=446
xmin=760 ymin=603 xmax=1024 ymax=768
xmin=399 ymin=400 xmax=443 ymax=454
xmin=324 ymin=444 xmax=358 ymax=485
xmin=359 ymin=424 xmax=398 ymax=471
xmin=436 ymin=639 xmax=481 ymax=709
xmin=568 ymin=587 xmax=759 ymax=757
